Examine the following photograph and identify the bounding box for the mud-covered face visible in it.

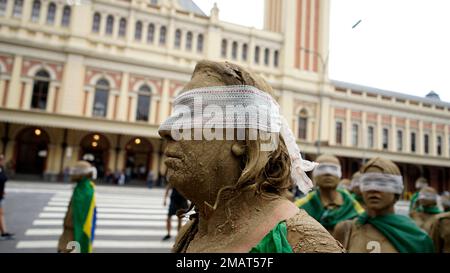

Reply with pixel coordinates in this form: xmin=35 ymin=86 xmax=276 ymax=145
xmin=363 ymin=190 xmax=395 ymax=211
xmin=418 ymin=198 xmax=437 ymax=207
xmin=315 ymin=174 xmax=340 ymax=189
xmin=159 ymin=129 xmax=242 ymax=204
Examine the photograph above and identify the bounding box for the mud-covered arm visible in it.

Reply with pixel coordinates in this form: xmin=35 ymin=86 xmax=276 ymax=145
xmin=429 ymin=217 xmax=442 ymax=253
xmin=286 ymin=210 xmax=346 ymax=253
xmin=333 ymin=220 xmax=353 ymax=250
xmin=57 ymin=201 xmax=75 ymax=253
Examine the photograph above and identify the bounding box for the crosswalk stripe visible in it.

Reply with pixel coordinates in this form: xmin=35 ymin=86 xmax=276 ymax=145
xmin=25 ymin=228 xmax=178 ymax=236
xmin=50 ymin=197 xmax=163 ymax=204
xmin=33 ymin=219 xmax=187 ymax=227
xmin=47 ymin=201 xmax=161 ymax=209
xmin=16 ymin=240 xmax=175 ymax=249
xmin=39 ymin=212 xmax=184 ymax=220
xmin=43 ymin=206 xmax=169 ymax=214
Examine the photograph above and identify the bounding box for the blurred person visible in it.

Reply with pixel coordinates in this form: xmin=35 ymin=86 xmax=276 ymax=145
xmin=429 ymin=207 xmax=450 ymax=253
xmin=338 ymin=179 xmax=351 ymax=191
xmin=350 ymin=171 xmax=365 ymax=207
xmin=146 ymin=170 xmax=155 ymax=189
xmin=0 ymin=154 xmax=14 ymax=240
xmin=440 ymin=192 xmax=450 ymax=212
xmin=410 ymin=186 xmax=442 ymax=233
xmin=162 ymin=184 xmax=189 ymax=241
xmin=409 ymin=177 xmax=428 ymax=212
xmin=57 ymin=161 xmax=97 ymax=253
xmin=295 ymin=154 xmax=364 ymax=233
xmin=333 ymin=157 xmax=434 ymax=253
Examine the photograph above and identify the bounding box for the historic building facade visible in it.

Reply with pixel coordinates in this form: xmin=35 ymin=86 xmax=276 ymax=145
xmin=0 ymin=0 xmax=449 ymax=193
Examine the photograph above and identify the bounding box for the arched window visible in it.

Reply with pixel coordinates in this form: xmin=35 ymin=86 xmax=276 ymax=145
xmin=13 ymin=0 xmax=23 ymax=18
xmin=92 ymin=79 xmax=110 ymax=117
xmin=254 ymin=46 xmax=260 ymax=64
xmin=46 ymin=2 xmax=56 ymax=25
xmin=221 ymin=39 xmax=227 ymax=58
xmin=0 ymin=0 xmax=7 ymax=16
xmin=31 ymin=70 xmax=50 ymax=110
xmin=105 ymin=15 xmax=114 ymax=35
xmin=118 ymin=18 xmax=126 ymax=37
xmin=242 ymin=43 xmax=248 ymax=61
xmin=135 ymin=21 xmax=142 ymax=41
xmin=136 ymin=85 xmax=152 ymax=122
xmin=197 ymin=34 xmax=204 ymax=53
xmin=274 ymin=50 xmax=279 ymax=67
xmin=186 ymin=31 xmax=193 ymax=51
xmin=232 ymin=41 xmax=238 ymax=60
xmin=298 ymin=109 xmax=308 ymax=140
xmin=159 ymin=26 xmax=166 ymax=45
xmin=92 ymin=12 xmax=101 ymax=33
xmin=174 ymin=29 xmax=182 ymax=49
xmin=264 ymin=48 xmax=270 ymax=65
xmin=31 ymin=0 xmax=41 ymax=22
xmin=61 ymin=5 xmax=71 ymax=27
xmin=147 ymin=23 xmax=155 ymax=43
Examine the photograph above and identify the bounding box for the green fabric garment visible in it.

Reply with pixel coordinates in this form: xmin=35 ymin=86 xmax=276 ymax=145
xmin=296 ymin=188 xmax=364 ymax=230
xmin=71 ymin=177 xmax=96 ymax=253
xmin=409 ymin=192 xmax=419 ymax=211
xmin=357 ymin=212 xmax=435 ymax=253
xmin=416 ymin=205 xmax=442 ymax=214
xmin=249 ymin=221 xmax=293 ymax=253
xmin=351 ymin=193 xmax=365 ymax=206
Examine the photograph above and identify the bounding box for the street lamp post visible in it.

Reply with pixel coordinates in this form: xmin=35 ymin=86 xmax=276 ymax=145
xmin=300 ymin=47 xmax=329 ymax=157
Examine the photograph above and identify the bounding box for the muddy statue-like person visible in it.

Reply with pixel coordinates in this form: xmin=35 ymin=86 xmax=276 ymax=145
xmin=410 ymin=186 xmax=442 ymax=234
xmin=333 ymin=157 xmax=434 ymax=253
xmin=158 ymin=60 xmax=344 ymax=253
xmin=295 ymin=154 xmax=364 ymax=233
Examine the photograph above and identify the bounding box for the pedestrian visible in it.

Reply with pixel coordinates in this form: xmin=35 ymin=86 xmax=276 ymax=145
xmin=333 ymin=157 xmax=434 ymax=253
xmin=146 ymin=170 xmax=154 ymax=189
xmin=57 ymin=161 xmax=97 ymax=253
xmin=409 ymin=177 xmax=428 ymax=212
xmin=295 ymin=154 xmax=364 ymax=233
xmin=0 ymin=154 xmax=14 ymax=240
xmin=162 ymin=184 xmax=188 ymax=241
xmin=117 ymin=170 xmax=126 ymax=186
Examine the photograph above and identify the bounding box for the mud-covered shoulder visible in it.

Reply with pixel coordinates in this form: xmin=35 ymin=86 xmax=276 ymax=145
xmin=285 ymin=209 xmax=346 ymax=253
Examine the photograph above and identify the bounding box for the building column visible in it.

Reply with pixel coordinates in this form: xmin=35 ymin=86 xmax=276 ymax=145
xmin=418 ymin=120 xmax=424 ymax=155
xmin=329 ymin=106 xmax=335 ymax=146
xmin=376 ymin=114 xmax=382 ymax=150
xmin=20 ymin=0 xmax=33 ymax=24
xmin=431 ymin=122 xmax=437 ymax=156
xmin=361 ymin=111 xmax=367 ymax=149
xmin=391 ymin=116 xmax=397 ymax=152
xmin=444 ymin=124 xmax=450 ymax=158
xmin=158 ymin=78 xmax=171 ymax=124
xmin=345 ymin=109 xmax=351 ymax=146
xmin=22 ymin=80 xmax=33 ymax=110
xmin=405 ymin=119 xmax=411 ymax=153
xmin=6 ymin=55 xmax=23 ymax=108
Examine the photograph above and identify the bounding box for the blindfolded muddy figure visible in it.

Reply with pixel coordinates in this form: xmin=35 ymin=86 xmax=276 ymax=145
xmin=295 ymin=154 xmax=364 ymax=233
xmin=333 ymin=157 xmax=434 ymax=253
xmin=410 ymin=186 xmax=442 ymax=234
xmin=158 ymin=60 xmax=344 ymax=253
xmin=429 ymin=192 xmax=450 ymax=252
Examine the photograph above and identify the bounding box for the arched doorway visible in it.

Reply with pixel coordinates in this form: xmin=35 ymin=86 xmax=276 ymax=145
xmin=125 ymin=137 xmax=152 ymax=182
xmin=15 ymin=127 xmax=50 ymax=175
xmin=80 ymin=133 xmax=110 ymax=179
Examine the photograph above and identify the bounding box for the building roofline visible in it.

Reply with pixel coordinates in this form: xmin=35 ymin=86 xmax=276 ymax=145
xmin=330 ymin=79 xmax=450 ymax=108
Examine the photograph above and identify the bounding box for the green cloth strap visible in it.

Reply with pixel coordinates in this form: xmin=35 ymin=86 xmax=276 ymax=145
xmin=296 ymin=188 xmax=364 ymax=230
xmin=409 ymin=191 xmax=419 ymax=211
xmin=249 ymin=221 xmax=293 ymax=253
xmin=351 ymin=192 xmax=365 ymax=206
xmin=357 ymin=212 xmax=435 ymax=253
xmin=71 ymin=177 xmax=96 ymax=253
xmin=416 ymin=205 xmax=442 ymax=214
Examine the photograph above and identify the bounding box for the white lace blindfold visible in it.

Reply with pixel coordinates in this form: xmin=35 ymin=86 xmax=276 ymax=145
xmin=158 ymin=85 xmax=317 ymax=193
xmin=359 ymin=173 xmax=404 ymax=194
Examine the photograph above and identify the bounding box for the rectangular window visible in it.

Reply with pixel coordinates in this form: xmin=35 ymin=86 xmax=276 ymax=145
xmin=437 ymin=136 xmax=442 ymax=156
xmin=424 ymin=134 xmax=430 ymax=154
xmin=13 ymin=0 xmax=23 ymax=18
xmin=352 ymin=124 xmax=359 ymax=146
xmin=397 ymin=130 xmax=403 ymax=152
xmin=298 ymin=117 xmax=307 ymax=140
xmin=383 ymin=128 xmax=389 ymax=150
xmin=411 ymin=132 xmax=416 ymax=152
xmin=336 ymin=121 xmax=343 ymax=145
xmin=368 ymin=126 xmax=374 ymax=148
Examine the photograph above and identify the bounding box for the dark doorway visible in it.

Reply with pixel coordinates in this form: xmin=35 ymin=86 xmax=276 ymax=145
xmin=80 ymin=133 xmax=110 ymax=179
xmin=15 ymin=127 xmax=50 ymax=175
xmin=125 ymin=137 xmax=152 ymax=182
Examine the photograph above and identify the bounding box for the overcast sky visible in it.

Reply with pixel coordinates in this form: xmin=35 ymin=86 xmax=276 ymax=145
xmin=194 ymin=0 xmax=450 ymax=103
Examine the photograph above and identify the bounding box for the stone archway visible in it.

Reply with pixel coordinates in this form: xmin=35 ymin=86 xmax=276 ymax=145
xmin=124 ymin=137 xmax=153 ymax=182
xmin=15 ymin=127 xmax=50 ymax=175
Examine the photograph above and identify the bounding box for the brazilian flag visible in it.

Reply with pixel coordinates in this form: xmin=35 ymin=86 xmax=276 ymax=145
xmin=71 ymin=177 xmax=97 ymax=253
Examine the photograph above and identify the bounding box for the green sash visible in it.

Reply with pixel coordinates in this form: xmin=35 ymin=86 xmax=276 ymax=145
xmin=295 ymin=188 xmax=364 ymax=230
xmin=72 ymin=177 xmax=97 ymax=253
xmin=409 ymin=192 xmax=419 ymax=211
xmin=250 ymin=221 xmax=293 ymax=253
xmin=351 ymin=192 xmax=365 ymax=206
xmin=416 ymin=205 xmax=442 ymax=214
xmin=357 ymin=212 xmax=435 ymax=253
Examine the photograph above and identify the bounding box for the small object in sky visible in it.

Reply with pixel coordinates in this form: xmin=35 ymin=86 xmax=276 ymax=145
xmin=352 ymin=19 xmax=362 ymax=29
